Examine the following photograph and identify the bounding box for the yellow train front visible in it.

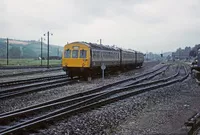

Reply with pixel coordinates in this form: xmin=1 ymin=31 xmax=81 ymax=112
xmin=62 ymin=42 xmax=91 ymax=79
xmin=62 ymin=41 xmax=144 ymax=80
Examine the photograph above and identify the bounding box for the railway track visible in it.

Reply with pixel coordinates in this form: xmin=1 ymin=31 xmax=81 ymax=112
xmin=0 ymin=67 xmax=62 ymax=78
xmin=0 ymin=64 xmax=167 ymax=100
xmin=0 ymin=64 xmax=189 ymax=135
xmin=0 ymin=65 xmax=61 ymax=70
xmin=104 ymin=64 xmax=171 ymax=90
xmin=0 ymin=74 xmax=66 ymax=88
xmin=0 ymin=76 xmax=78 ymax=100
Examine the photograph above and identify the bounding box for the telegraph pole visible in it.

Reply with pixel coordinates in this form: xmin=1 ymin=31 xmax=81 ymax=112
xmin=41 ymin=37 xmax=43 ymax=66
xmin=100 ymin=39 xmax=102 ymax=45
xmin=44 ymin=31 xmax=53 ymax=68
xmin=6 ymin=38 xmax=9 ymax=65
xmin=47 ymin=31 xmax=49 ymax=68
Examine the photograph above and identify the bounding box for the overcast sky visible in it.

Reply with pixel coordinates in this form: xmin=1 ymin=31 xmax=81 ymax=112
xmin=1 ymin=0 xmax=200 ymax=53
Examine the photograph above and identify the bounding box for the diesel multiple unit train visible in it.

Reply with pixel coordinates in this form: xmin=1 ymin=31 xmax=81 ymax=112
xmin=62 ymin=41 xmax=144 ymax=80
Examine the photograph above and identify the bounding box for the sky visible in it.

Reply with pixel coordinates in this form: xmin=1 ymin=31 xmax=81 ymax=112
xmin=1 ymin=0 xmax=200 ymax=53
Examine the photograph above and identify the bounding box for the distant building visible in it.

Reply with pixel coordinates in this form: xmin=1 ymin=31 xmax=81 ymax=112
xmin=172 ymin=47 xmax=191 ymax=60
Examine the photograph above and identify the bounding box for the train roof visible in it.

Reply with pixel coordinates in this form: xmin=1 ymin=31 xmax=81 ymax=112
xmin=68 ymin=41 xmax=143 ymax=54
xmin=69 ymin=41 xmax=120 ymax=51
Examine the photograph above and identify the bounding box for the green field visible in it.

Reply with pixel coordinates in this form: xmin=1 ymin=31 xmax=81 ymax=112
xmin=0 ymin=59 xmax=61 ymax=66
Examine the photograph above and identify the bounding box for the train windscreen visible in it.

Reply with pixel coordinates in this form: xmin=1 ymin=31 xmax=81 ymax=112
xmin=65 ymin=49 xmax=71 ymax=58
xmin=80 ymin=50 xmax=87 ymax=58
xmin=72 ymin=50 xmax=78 ymax=58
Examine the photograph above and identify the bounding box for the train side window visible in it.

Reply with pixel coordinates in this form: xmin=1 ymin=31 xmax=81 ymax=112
xmin=102 ymin=52 xmax=104 ymax=60
xmin=93 ymin=51 xmax=100 ymax=60
xmin=96 ymin=52 xmax=98 ymax=59
xmin=93 ymin=51 xmax=96 ymax=58
xmin=65 ymin=49 xmax=71 ymax=58
xmin=101 ymin=52 xmax=104 ymax=59
xmin=72 ymin=50 xmax=78 ymax=58
xmin=80 ymin=50 xmax=87 ymax=58
xmin=97 ymin=52 xmax=100 ymax=60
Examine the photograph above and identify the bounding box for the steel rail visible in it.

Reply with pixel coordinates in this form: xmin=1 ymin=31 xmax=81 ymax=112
xmin=0 ymin=79 xmax=76 ymax=100
xmin=0 ymin=65 xmax=188 ymax=135
xmin=0 ymin=64 xmax=169 ymax=118
xmin=0 ymin=64 xmax=168 ymax=100
xmin=0 ymin=74 xmax=66 ymax=88
xmin=0 ymin=65 xmax=61 ymax=70
xmin=0 ymin=65 xmax=180 ymax=123
xmin=0 ymin=64 xmax=187 ymax=135
xmin=0 ymin=68 xmax=62 ymax=78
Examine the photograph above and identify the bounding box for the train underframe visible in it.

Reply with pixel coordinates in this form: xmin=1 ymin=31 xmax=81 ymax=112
xmin=63 ymin=63 xmax=143 ymax=81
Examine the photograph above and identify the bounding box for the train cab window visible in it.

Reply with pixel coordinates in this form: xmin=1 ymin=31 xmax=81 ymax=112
xmin=65 ymin=49 xmax=71 ymax=58
xmin=80 ymin=50 xmax=87 ymax=58
xmin=72 ymin=50 xmax=78 ymax=58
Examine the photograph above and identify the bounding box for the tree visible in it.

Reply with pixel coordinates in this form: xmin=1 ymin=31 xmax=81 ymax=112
xmin=23 ymin=47 xmax=37 ymax=58
xmin=189 ymin=50 xmax=197 ymax=57
xmin=0 ymin=42 xmax=6 ymax=58
xmin=9 ymin=46 xmax=21 ymax=58
xmin=194 ymin=44 xmax=200 ymax=50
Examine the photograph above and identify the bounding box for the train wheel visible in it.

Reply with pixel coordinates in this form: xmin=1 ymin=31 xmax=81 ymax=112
xmin=83 ymin=75 xmax=87 ymax=81
xmin=69 ymin=72 xmax=73 ymax=79
xmin=84 ymin=70 xmax=92 ymax=82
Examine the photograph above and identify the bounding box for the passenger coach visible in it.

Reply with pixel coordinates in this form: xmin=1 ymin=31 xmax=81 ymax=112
xmin=62 ymin=41 xmax=144 ymax=80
